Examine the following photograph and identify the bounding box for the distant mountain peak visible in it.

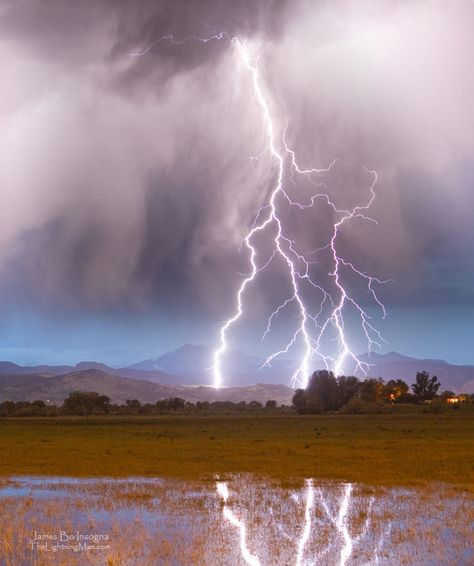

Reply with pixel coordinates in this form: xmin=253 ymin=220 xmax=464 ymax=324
xmin=75 ymin=361 xmax=112 ymax=371
xmin=126 ymin=343 xmax=294 ymax=385
xmin=66 ymin=368 xmax=110 ymax=378
xmin=361 ymin=351 xmax=416 ymax=363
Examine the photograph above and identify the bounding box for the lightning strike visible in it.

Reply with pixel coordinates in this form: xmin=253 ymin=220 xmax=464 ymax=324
xmin=124 ymin=31 xmax=388 ymax=389
xmin=212 ymin=38 xmax=387 ymax=389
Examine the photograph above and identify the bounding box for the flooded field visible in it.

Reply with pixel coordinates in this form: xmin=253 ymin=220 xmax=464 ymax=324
xmin=0 ymin=475 xmax=472 ymax=565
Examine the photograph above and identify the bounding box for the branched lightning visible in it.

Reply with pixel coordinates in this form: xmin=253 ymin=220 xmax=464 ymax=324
xmin=212 ymin=38 xmax=389 ymax=388
xmin=125 ymin=31 xmax=389 ymax=389
xmin=124 ymin=31 xmax=228 ymax=57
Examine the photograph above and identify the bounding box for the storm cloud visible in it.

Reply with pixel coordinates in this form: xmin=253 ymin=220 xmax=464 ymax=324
xmin=0 ymin=0 xmax=473 ymax=364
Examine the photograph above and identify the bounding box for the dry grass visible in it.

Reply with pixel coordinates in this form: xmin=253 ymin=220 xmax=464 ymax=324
xmin=0 ymin=413 xmax=473 ymax=490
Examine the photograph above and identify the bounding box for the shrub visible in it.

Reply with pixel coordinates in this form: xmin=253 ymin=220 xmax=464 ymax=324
xmin=339 ymin=398 xmax=392 ymax=415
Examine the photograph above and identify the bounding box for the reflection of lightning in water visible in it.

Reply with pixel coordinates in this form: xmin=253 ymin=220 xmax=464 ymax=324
xmin=216 ymin=479 xmax=393 ymax=565
xmin=216 ymin=481 xmax=261 ymax=566
xmin=312 ymin=483 xmax=352 ymax=565
xmin=314 ymin=482 xmax=378 ymax=566
xmin=217 ymin=479 xmax=316 ymax=566
xmin=370 ymin=519 xmax=393 ymax=566
xmin=125 ymin=32 xmax=388 ymax=390
xmin=337 ymin=483 xmax=353 ymax=566
xmin=296 ymin=479 xmax=315 ymax=566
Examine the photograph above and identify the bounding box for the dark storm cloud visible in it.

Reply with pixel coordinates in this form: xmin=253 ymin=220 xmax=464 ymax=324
xmin=0 ymin=0 xmax=473 ymax=322
xmin=0 ymin=0 xmax=287 ymax=309
xmin=0 ymin=0 xmax=288 ymax=64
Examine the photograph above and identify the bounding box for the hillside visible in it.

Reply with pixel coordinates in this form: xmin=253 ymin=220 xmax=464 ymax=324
xmin=0 ymin=370 xmax=294 ymax=405
xmin=0 ymin=361 xmax=177 ymax=385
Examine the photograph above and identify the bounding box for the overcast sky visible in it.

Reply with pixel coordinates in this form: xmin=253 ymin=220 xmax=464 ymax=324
xmin=0 ymin=0 xmax=473 ymax=368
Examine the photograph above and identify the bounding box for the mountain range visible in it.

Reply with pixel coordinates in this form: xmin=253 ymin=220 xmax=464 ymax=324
xmin=0 ymin=346 xmax=473 ymax=404
xmin=356 ymin=351 xmax=474 ymax=392
xmin=128 ymin=345 xmax=474 ymax=392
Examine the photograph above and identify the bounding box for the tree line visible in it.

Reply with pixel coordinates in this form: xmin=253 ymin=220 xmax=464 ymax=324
xmin=0 ymin=392 xmax=286 ymax=417
xmin=291 ymin=370 xmax=467 ymax=414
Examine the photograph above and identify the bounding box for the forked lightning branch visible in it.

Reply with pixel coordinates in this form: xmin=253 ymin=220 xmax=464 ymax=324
xmin=127 ymin=33 xmax=389 ymax=389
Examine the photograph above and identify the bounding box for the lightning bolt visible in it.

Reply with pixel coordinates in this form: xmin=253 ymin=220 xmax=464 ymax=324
xmin=124 ymin=31 xmax=389 ymax=389
xmin=212 ymin=38 xmax=388 ymax=388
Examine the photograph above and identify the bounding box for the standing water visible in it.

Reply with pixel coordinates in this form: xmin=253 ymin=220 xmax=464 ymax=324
xmin=0 ymin=475 xmax=472 ymax=565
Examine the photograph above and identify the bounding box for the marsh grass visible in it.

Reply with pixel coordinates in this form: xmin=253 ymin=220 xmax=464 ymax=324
xmin=0 ymin=476 xmax=472 ymax=565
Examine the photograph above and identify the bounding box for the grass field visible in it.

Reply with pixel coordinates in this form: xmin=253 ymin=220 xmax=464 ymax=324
xmin=1 ymin=413 xmax=473 ymax=489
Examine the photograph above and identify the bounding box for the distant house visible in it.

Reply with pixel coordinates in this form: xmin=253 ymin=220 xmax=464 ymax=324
xmin=448 ymin=394 xmax=470 ymax=403
xmin=446 ymin=395 xmax=470 ymax=404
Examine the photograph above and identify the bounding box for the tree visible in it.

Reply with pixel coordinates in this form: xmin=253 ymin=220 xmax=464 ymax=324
xmin=293 ymin=372 xmax=364 ymax=414
xmin=306 ymin=370 xmax=340 ymax=412
xmin=265 ymin=400 xmax=277 ymax=410
xmin=384 ymin=379 xmax=409 ymax=402
xmin=168 ymin=397 xmax=185 ymax=410
xmin=63 ymin=391 xmax=110 ymax=415
xmin=337 ymin=376 xmax=360 ymax=406
xmin=248 ymin=400 xmax=262 ymax=411
xmin=0 ymin=401 xmax=16 ymax=417
xmin=359 ymin=378 xmax=385 ymax=403
xmin=125 ymin=399 xmax=142 ymax=414
xmin=292 ymin=389 xmax=306 ymax=414
xmin=412 ymin=371 xmax=440 ymax=401
xmin=156 ymin=397 xmax=185 ymax=412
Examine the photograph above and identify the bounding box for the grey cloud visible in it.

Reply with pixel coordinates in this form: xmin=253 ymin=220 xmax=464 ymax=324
xmin=0 ymin=0 xmax=473 ymax=319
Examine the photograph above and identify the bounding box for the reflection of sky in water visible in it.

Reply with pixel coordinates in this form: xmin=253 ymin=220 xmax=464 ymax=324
xmin=0 ymin=475 xmax=472 ymax=565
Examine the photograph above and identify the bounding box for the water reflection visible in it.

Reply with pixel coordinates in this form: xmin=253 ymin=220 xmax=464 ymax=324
xmin=0 ymin=475 xmax=472 ymax=565
xmin=217 ymin=481 xmax=261 ymax=566
xmin=215 ymin=479 xmax=393 ymax=566
xmin=296 ymin=479 xmax=314 ymax=566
